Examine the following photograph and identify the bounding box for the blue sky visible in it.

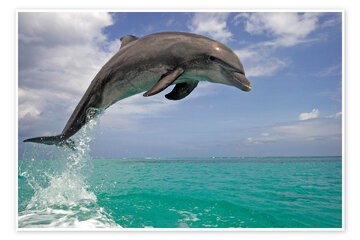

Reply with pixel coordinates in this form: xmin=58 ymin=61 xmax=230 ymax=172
xmin=18 ymin=12 xmax=342 ymax=158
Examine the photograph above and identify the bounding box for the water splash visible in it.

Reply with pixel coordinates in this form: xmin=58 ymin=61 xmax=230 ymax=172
xmin=18 ymin=112 xmax=120 ymax=228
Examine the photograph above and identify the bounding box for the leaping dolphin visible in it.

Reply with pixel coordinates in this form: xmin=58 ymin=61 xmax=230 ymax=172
xmin=23 ymin=32 xmax=251 ymax=147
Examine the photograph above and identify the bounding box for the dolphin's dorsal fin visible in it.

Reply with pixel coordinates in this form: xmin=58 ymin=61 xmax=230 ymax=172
xmin=120 ymin=35 xmax=139 ymax=48
xmin=143 ymin=67 xmax=184 ymax=97
xmin=165 ymin=80 xmax=199 ymax=100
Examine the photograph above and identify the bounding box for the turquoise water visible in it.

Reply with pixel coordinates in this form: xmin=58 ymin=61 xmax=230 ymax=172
xmin=18 ymin=120 xmax=342 ymax=228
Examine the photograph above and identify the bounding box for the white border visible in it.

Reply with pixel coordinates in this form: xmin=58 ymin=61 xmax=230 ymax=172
xmin=15 ymin=9 xmax=345 ymax=232
xmin=342 ymin=9 xmax=346 ymax=232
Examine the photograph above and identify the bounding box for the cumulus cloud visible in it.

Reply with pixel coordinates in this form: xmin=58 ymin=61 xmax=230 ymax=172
xmin=234 ymin=13 xmax=325 ymax=77
xmin=18 ymin=13 xmax=119 ymax=138
xmin=238 ymin=12 xmax=321 ymax=47
xmin=188 ymin=12 xmax=232 ymax=43
xmin=19 ymin=13 xmax=111 ymax=41
xmin=299 ymin=109 xmax=319 ymax=121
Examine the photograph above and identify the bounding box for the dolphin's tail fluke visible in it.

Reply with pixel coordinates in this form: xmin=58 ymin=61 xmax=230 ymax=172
xmin=23 ymin=135 xmax=75 ymax=150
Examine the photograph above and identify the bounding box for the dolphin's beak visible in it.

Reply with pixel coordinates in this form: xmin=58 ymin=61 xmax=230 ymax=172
xmin=231 ymin=72 xmax=252 ymax=92
xmin=213 ymin=58 xmax=252 ymax=91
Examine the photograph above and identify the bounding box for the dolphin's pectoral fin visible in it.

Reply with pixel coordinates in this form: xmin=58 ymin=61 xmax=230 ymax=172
xmin=143 ymin=67 xmax=184 ymax=97
xmin=120 ymin=35 xmax=139 ymax=48
xmin=165 ymin=80 xmax=199 ymax=100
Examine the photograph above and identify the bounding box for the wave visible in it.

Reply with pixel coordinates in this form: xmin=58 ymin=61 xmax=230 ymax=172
xmin=18 ymin=114 xmax=120 ymax=228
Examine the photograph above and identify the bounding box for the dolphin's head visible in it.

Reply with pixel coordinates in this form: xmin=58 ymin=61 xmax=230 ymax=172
xmin=196 ymin=42 xmax=252 ymax=92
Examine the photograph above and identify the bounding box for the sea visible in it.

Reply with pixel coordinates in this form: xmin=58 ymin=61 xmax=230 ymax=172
xmin=18 ymin=118 xmax=342 ymax=229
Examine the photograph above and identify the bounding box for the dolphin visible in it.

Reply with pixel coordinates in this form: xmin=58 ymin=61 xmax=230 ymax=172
xmin=23 ymin=32 xmax=251 ymax=147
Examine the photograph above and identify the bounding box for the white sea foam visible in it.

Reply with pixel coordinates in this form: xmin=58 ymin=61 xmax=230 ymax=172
xmin=18 ymin=204 xmax=120 ymax=228
xmin=19 ymin=114 xmax=121 ymax=228
xmin=169 ymin=209 xmax=200 ymax=227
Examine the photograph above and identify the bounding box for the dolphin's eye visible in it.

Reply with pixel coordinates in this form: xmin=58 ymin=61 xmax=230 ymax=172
xmin=209 ymin=56 xmax=216 ymax=61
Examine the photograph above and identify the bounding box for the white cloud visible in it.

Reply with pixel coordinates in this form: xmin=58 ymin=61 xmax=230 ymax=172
xmin=314 ymin=64 xmax=342 ymax=77
xmin=247 ymin=132 xmax=275 ymax=144
xmin=274 ymin=118 xmax=339 ymax=140
xmin=18 ymin=12 xmax=112 ymax=46
xmin=234 ymin=49 xmax=257 ymax=61
xmin=299 ymin=108 xmax=319 ymax=121
xmin=235 ymin=48 xmax=287 ymax=77
xmin=320 ymin=13 xmax=342 ymax=29
xmin=18 ymin=12 xmax=117 ymax=137
xmin=18 ymin=104 xmax=41 ymax=120
xmin=325 ymin=111 xmax=342 ymax=119
xmin=246 ymin=117 xmax=341 ymax=145
xmin=188 ymin=12 xmax=232 ymax=43
xmin=244 ymin=57 xmax=286 ymax=77
xmin=238 ymin=12 xmax=322 ymax=47
xmin=234 ymin=13 xmax=325 ymax=77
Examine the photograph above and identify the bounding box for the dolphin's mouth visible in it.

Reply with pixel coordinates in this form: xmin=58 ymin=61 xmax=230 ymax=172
xmin=215 ymin=60 xmax=251 ymax=92
xmin=231 ymin=72 xmax=251 ymax=92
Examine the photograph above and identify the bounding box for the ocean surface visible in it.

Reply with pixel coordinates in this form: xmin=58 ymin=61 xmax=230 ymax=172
xmin=18 ymin=119 xmax=342 ymax=229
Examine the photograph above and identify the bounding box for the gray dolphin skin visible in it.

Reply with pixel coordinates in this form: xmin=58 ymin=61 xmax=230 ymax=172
xmin=23 ymin=32 xmax=251 ymax=147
